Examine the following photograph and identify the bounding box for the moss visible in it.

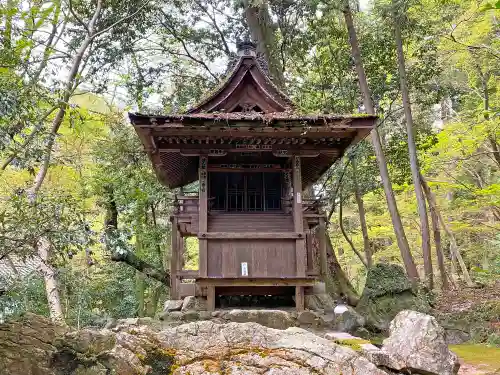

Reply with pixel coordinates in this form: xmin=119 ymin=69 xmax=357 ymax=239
xmin=51 ymin=349 xmax=100 ymax=375
xmin=356 ymin=263 xmax=433 ymax=332
xmin=363 ymin=264 xmax=413 ymax=298
xmin=437 ymin=300 xmax=500 ymax=345
xmin=138 ymin=348 xmax=176 ymax=375
xmin=450 ymin=344 xmax=500 ymax=373
xmin=332 ymin=338 xmax=371 ymax=351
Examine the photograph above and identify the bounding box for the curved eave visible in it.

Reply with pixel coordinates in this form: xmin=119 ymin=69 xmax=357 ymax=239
xmin=130 ymin=113 xmax=376 ymax=189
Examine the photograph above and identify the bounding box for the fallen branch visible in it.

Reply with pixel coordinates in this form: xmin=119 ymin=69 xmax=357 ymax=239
xmin=111 ymin=250 xmax=170 ymax=285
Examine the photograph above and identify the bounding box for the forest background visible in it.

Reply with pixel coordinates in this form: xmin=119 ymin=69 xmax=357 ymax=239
xmin=0 ymin=0 xmax=498 ymax=330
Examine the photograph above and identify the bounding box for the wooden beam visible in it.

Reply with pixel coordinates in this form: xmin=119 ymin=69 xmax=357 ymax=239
xmin=196 ymin=278 xmax=318 ymax=287
xmin=293 ymin=156 xmax=306 ymax=278
xmin=180 ymin=150 xmax=227 ymax=157
xmin=207 ymin=167 xmax=288 ymax=173
xmin=199 ymin=156 xmax=208 ymax=278
xmin=295 ymin=286 xmax=305 ymax=312
xmin=207 ymin=285 xmax=216 ymax=311
xmin=198 ymin=232 xmax=304 ymax=239
xmin=178 ymin=269 xmax=200 ymax=278
xmin=158 ymin=143 xmax=343 ymax=151
xmin=318 ymin=218 xmax=327 ymax=278
xmin=170 ymin=218 xmax=179 ymax=299
xmin=273 ymin=150 xmax=320 ymax=158
xmin=151 ymin=128 xmax=357 ymax=138
xmin=134 ymin=118 xmax=376 ymax=129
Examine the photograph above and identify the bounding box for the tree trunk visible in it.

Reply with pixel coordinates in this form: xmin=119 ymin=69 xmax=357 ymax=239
xmin=325 ymin=232 xmax=360 ymax=306
xmin=24 ymin=2 xmax=103 ymax=323
xmin=104 ymin=186 xmax=171 ymax=285
xmin=392 ymin=4 xmax=433 ymax=289
xmin=135 ymin=271 xmax=145 ymax=317
xmin=339 ymin=194 xmax=367 ymax=267
xmin=472 ymin=56 xmax=500 ymax=169
xmin=352 ymin=157 xmax=372 ymax=267
xmin=243 ymin=0 xmax=285 ymax=86
xmin=111 ymin=250 xmax=171 ymax=285
xmin=343 ymin=3 xmax=419 ymax=283
xmin=147 ymin=285 xmax=162 ymax=317
xmin=421 ymin=181 xmax=449 ymax=290
xmin=27 ymin=1 xmax=102 ymax=200
xmin=37 ymin=239 xmax=64 ymax=322
xmin=419 ymin=174 xmax=474 ymax=287
xmin=3 ymin=0 xmax=15 ymax=49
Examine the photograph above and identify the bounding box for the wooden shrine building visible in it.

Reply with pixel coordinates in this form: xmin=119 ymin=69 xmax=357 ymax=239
xmin=130 ymin=41 xmax=376 ymax=311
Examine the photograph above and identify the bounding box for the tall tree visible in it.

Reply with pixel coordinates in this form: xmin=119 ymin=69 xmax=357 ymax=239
xmin=19 ymin=0 xmax=154 ymax=322
xmin=351 ymin=156 xmax=372 ymax=267
xmin=243 ymin=0 xmax=285 ymax=86
xmin=342 ymin=1 xmax=419 ymax=282
xmin=391 ymin=0 xmax=433 ymax=288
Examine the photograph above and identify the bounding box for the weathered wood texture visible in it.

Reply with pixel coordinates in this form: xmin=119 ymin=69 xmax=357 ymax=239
xmin=199 ymin=156 xmax=208 ymax=278
xmin=207 ymin=213 xmax=293 ymax=232
xmin=295 ymin=286 xmax=305 ymax=311
xmin=170 ymin=218 xmax=179 ymax=299
xmin=207 ymin=239 xmax=296 ymax=278
xmin=293 ymin=156 xmax=306 ymax=277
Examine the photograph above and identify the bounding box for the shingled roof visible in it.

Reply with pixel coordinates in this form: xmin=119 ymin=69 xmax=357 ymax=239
xmin=129 ymin=41 xmax=377 ymax=188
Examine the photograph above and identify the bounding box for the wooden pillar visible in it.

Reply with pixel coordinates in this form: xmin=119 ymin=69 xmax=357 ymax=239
xmin=198 ymin=156 xmax=208 ymax=278
xmin=178 ymin=236 xmax=186 ymax=270
xmin=318 ymin=217 xmax=327 ymax=277
xmin=170 ymin=217 xmax=179 ymax=299
xmin=305 ymin=227 xmax=313 ymax=273
xmin=207 ymin=285 xmax=215 ymax=311
xmin=292 ymin=156 xmax=306 ymax=277
xmin=295 ymin=286 xmax=305 ymax=311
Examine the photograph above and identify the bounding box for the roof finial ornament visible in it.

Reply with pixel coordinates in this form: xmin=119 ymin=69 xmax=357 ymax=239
xmin=236 ymin=37 xmax=257 ymax=57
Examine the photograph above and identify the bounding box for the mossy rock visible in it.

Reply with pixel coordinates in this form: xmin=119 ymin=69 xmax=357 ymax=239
xmin=356 ymin=263 xmax=432 ymax=332
xmin=362 ymin=263 xmax=413 ymax=298
xmin=138 ymin=348 xmax=176 ymax=375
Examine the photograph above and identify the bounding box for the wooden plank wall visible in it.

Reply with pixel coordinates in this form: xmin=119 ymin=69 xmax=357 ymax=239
xmin=207 ymin=213 xmax=293 ymax=232
xmin=207 ymin=239 xmax=296 ymax=278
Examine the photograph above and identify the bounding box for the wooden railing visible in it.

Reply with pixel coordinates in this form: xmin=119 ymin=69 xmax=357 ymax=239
xmin=174 ymin=194 xmax=325 ymax=217
xmin=281 ymin=197 xmax=326 ymax=216
xmin=174 ymin=195 xmax=199 ymax=214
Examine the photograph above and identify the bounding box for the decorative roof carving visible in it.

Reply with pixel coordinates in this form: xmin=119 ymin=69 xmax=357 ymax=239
xmin=186 ymin=40 xmax=293 ymax=114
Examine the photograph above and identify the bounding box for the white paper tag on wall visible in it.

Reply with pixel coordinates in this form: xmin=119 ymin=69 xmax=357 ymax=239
xmin=241 ymin=262 xmax=248 ymax=276
xmin=296 ymin=192 xmax=302 ymax=204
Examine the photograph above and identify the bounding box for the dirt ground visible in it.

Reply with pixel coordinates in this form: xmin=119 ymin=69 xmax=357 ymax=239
xmin=437 ymin=281 xmax=500 ymax=375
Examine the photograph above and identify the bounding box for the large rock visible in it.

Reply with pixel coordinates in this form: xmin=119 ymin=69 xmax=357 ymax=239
xmin=304 ymin=283 xmax=336 ymax=311
xmin=356 ymin=263 xmax=431 ymax=332
xmin=333 ymin=304 xmax=366 ymax=333
xmin=157 ymin=321 xmax=390 ymax=374
xmin=181 ymin=296 xmax=207 ymax=312
xmin=0 ymin=313 xmax=391 ymax=375
xmin=297 ymin=310 xmax=318 ymax=325
xmin=378 ymin=310 xmax=460 ymax=375
xmin=164 ymin=299 xmax=183 ymax=312
xmin=226 ymin=309 xmax=295 ymax=330
xmin=0 ymin=313 xmax=67 ymax=375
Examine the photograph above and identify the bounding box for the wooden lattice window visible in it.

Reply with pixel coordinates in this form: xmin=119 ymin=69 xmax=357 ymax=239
xmin=209 ymin=172 xmax=282 ymax=212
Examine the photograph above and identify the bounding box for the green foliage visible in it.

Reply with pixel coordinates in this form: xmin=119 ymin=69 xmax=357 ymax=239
xmin=0 ymin=0 xmax=499 ymax=325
